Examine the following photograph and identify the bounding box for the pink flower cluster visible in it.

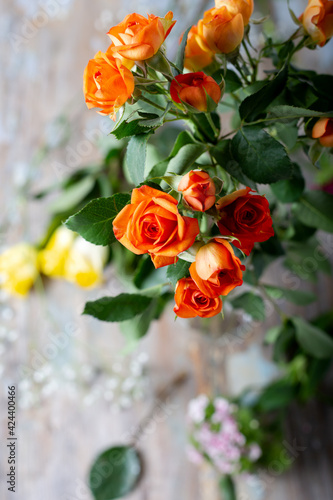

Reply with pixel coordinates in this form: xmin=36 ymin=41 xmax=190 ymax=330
xmin=187 ymin=395 xmax=261 ymax=475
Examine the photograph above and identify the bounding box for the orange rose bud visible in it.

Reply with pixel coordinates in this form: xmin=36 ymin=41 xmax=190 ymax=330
xmin=108 ymin=12 xmax=176 ymax=61
xmin=170 ymin=72 xmax=221 ymax=112
xmin=216 ymin=187 xmax=274 ymax=255
xmin=215 ymin=0 xmax=254 ymax=26
xmin=83 ymin=52 xmax=134 ymax=120
xmin=312 ymin=117 xmax=333 ymax=147
xmin=190 ymin=238 xmax=245 ymax=298
xmin=199 ymin=6 xmax=244 ymax=54
xmin=173 ymin=277 xmax=222 ymax=318
xmin=112 ymin=185 xmax=199 ymax=269
xmin=178 ymin=170 xmax=216 ymax=212
xmin=183 ymin=25 xmax=215 ymax=71
xmin=300 ymin=0 xmax=333 ymax=46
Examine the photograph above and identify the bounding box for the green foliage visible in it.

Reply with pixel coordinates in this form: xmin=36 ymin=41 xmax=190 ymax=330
xmin=292 ymin=191 xmax=333 ymax=233
xmin=271 ymin=164 xmax=305 ymax=203
xmin=211 ymin=140 xmax=257 ymax=189
xmin=263 ymin=285 xmax=316 ymax=306
xmin=83 ymin=294 xmax=152 ymax=322
xmin=65 ymin=194 xmax=130 ymax=245
xmin=230 ymin=292 xmax=266 ymax=321
xmin=231 ymin=127 xmax=293 ymax=184
xmin=219 ymin=476 xmax=236 ymax=500
xmin=174 ymin=26 xmax=192 ymax=75
xmin=166 ymin=259 xmax=191 ymax=287
xmin=126 ymin=133 xmax=152 ymax=185
xmin=240 ymin=65 xmax=288 ymax=122
xmin=89 ymin=446 xmax=141 ymax=500
xmin=292 ymin=317 xmax=333 ymax=359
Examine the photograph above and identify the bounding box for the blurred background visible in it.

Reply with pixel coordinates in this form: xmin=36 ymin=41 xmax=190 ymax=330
xmin=1 ymin=1 xmax=333 ymax=499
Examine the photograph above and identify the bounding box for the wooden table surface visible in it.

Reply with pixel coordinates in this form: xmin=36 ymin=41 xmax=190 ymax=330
xmin=1 ymin=1 xmax=333 ymax=499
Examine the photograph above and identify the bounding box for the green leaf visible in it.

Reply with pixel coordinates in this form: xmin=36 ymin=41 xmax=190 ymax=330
xmin=231 ymin=127 xmax=293 ymax=184
xmin=112 ymin=119 xmax=148 ymax=139
xmin=149 ymin=131 xmax=197 ymax=179
xmin=240 ymin=65 xmax=288 ymax=122
xmin=166 ymin=143 xmax=206 ymax=176
xmin=65 ymin=194 xmax=130 ymax=246
xmin=174 ymin=26 xmax=192 ymax=75
xmin=219 ymin=475 xmax=236 ymax=500
xmin=293 ymin=316 xmax=333 ymax=358
xmin=284 ymin=238 xmax=331 ymax=281
xmin=231 ymin=292 xmax=266 ymax=321
xmin=89 ymin=446 xmax=141 ymax=500
xmin=292 ymin=191 xmax=333 ymax=233
xmin=224 ymin=69 xmax=242 ymax=93
xmin=264 ymin=285 xmax=316 ymax=306
xmin=83 ymin=293 xmax=153 ymax=322
xmin=49 ymin=176 xmax=95 ymax=214
xmin=271 ymin=163 xmax=305 ymax=203
xmin=257 ymin=380 xmax=295 ymax=411
xmin=274 ymin=121 xmax=298 ymax=150
xmin=264 ymin=325 xmax=283 ymax=344
xmin=211 ymin=140 xmax=257 ymax=189
xmin=120 ymin=298 xmax=158 ymax=344
xmin=167 ymin=259 xmax=191 ymax=287
xmin=126 ymin=133 xmax=152 ymax=185
xmin=269 ymin=105 xmax=333 ymax=120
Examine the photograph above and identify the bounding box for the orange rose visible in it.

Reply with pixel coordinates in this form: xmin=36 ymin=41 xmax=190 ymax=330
xmin=170 ymin=72 xmax=221 ymax=112
xmin=300 ymin=0 xmax=333 ymax=46
xmin=173 ymin=277 xmax=222 ymax=318
xmin=108 ymin=12 xmax=176 ymax=61
xmin=312 ymin=117 xmax=333 ymax=147
xmin=83 ymin=52 xmax=134 ymax=120
xmin=216 ymin=187 xmax=274 ymax=255
xmin=178 ymin=170 xmax=216 ymax=212
xmin=190 ymin=238 xmax=245 ymax=298
xmin=198 ymin=6 xmax=244 ymax=54
xmin=183 ymin=25 xmax=215 ymax=71
xmin=215 ymin=0 xmax=254 ymax=26
xmin=112 ymin=185 xmax=200 ymax=269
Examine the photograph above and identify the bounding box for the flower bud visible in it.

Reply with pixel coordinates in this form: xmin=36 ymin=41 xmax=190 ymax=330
xmin=199 ymin=6 xmax=244 ymax=54
xmin=312 ymin=117 xmax=333 ymax=147
xmin=178 ymin=170 xmax=216 ymax=212
xmin=170 ymin=72 xmax=221 ymax=112
xmin=300 ymin=0 xmax=333 ymax=47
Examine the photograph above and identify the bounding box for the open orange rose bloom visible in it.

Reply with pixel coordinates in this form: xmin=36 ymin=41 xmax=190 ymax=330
xmin=108 ymin=12 xmax=176 ymax=61
xmin=112 ymin=185 xmax=200 ymax=269
xmin=83 ymin=51 xmax=134 ymax=120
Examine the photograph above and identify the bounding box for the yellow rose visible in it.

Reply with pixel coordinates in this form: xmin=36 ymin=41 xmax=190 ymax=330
xmin=64 ymin=237 xmax=108 ymax=288
xmin=0 ymin=243 xmax=39 ymax=297
xmin=38 ymin=226 xmax=76 ymax=278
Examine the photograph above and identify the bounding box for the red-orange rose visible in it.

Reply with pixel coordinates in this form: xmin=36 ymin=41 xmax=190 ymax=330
xmin=215 ymin=0 xmax=254 ymax=26
xmin=198 ymin=6 xmax=244 ymax=54
xmin=170 ymin=72 xmax=221 ymax=112
xmin=178 ymin=170 xmax=216 ymax=212
xmin=183 ymin=25 xmax=215 ymax=72
xmin=112 ymin=185 xmax=200 ymax=269
xmin=300 ymin=0 xmax=333 ymax=46
xmin=216 ymin=187 xmax=274 ymax=255
xmin=173 ymin=277 xmax=222 ymax=318
xmin=312 ymin=117 xmax=333 ymax=147
xmin=108 ymin=12 xmax=176 ymax=61
xmin=190 ymin=238 xmax=244 ymax=298
xmin=83 ymin=52 xmax=134 ymax=120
